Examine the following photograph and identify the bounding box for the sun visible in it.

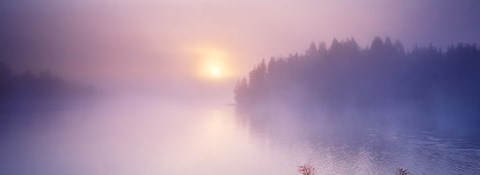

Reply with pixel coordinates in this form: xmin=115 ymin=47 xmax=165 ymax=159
xmin=204 ymin=61 xmax=225 ymax=79
xmin=208 ymin=65 xmax=222 ymax=78
xmin=194 ymin=47 xmax=233 ymax=81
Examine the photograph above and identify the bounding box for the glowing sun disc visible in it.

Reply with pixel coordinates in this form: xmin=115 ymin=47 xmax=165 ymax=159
xmin=208 ymin=65 xmax=222 ymax=78
xmin=194 ymin=47 xmax=233 ymax=81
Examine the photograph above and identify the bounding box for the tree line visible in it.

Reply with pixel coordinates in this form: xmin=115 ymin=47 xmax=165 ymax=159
xmin=234 ymin=37 xmax=480 ymax=131
xmin=0 ymin=61 xmax=98 ymax=112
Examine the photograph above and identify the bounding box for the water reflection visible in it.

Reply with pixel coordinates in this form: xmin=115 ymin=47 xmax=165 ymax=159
xmin=240 ymin=113 xmax=480 ymax=175
xmin=0 ymin=100 xmax=298 ymax=175
xmin=1 ymin=101 xmax=479 ymax=175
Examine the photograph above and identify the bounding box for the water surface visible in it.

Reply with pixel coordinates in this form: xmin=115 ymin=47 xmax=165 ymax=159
xmin=1 ymin=99 xmax=479 ymax=175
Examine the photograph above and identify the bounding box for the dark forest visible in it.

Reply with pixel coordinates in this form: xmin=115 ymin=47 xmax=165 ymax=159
xmin=0 ymin=63 xmax=98 ymax=113
xmin=235 ymin=37 xmax=480 ymax=136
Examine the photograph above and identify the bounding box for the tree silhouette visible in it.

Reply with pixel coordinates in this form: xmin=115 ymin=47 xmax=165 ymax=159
xmin=0 ymin=61 xmax=99 ymax=113
xmin=234 ymin=37 xmax=480 ymax=134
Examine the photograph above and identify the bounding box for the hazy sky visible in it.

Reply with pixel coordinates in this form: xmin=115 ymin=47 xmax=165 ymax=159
xmin=1 ymin=0 xmax=479 ymax=98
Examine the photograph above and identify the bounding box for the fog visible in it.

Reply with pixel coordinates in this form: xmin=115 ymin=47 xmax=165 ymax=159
xmin=0 ymin=99 xmax=313 ymax=175
xmin=2 ymin=0 xmax=480 ymax=95
xmin=2 ymin=97 xmax=479 ymax=175
xmin=1 ymin=0 xmax=480 ymax=174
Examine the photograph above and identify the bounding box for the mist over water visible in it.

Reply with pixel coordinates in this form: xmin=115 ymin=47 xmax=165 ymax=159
xmin=2 ymin=0 xmax=480 ymax=174
xmin=1 ymin=98 xmax=479 ymax=175
xmin=0 ymin=98 xmax=295 ymax=175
